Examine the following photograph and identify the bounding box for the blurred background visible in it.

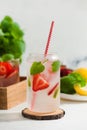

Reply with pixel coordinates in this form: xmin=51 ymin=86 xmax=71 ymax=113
xmin=0 ymin=0 xmax=87 ymax=75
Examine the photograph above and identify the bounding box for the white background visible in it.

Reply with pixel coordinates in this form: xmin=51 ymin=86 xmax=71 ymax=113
xmin=0 ymin=0 xmax=87 ymax=75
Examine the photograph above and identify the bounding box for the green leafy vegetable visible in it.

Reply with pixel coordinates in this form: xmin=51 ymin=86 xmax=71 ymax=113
xmin=61 ymin=72 xmax=86 ymax=94
xmin=0 ymin=16 xmax=25 ymax=62
xmin=0 ymin=57 xmax=2 ymax=61
xmin=2 ymin=54 xmax=14 ymax=61
xmin=52 ymin=60 xmax=60 ymax=72
xmin=30 ymin=61 xmax=45 ymax=75
xmin=69 ymin=73 xmax=86 ymax=87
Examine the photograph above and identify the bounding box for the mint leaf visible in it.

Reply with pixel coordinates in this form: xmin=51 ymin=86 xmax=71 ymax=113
xmin=1 ymin=16 xmax=13 ymax=33
xmin=0 ymin=16 xmax=25 ymax=62
xmin=2 ymin=54 xmax=14 ymax=61
xmin=0 ymin=29 xmax=4 ymax=36
xmin=52 ymin=60 xmax=60 ymax=72
xmin=69 ymin=72 xmax=86 ymax=87
xmin=61 ymin=72 xmax=86 ymax=94
xmin=30 ymin=61 xmax=45 ymax=75
xmin=61 ymin=76 xmax=76 ymax=94
xmin=11 ymin=22 xmax=24 ymax=39
xmin=0 ymin=57 xmax=2 ymax=61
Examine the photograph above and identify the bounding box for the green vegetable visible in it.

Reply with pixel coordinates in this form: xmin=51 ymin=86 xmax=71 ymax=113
xmin=69 ymin=73 xmax=86 ymax=87
xmin=30 ymin=61 xmax=45 ymax=75
xmin=28 ymin=77 xmax=31 ymax=87
xmin=0 ymin=57 xmax=2 ymax=61
xmin=0 ymin=16 xmax=25 ymax=61
xmin=52 ymin=60 xmax=60 ymax=72
xmin=2 ymin=54 xmax=14 ymax=61
xmin=61 ymin=76 xmax=76 ymax=94
xmin=61 ymin=72 xmax=86 ymax=94
xmin=53 ymin=88 xmax=59 ymax=98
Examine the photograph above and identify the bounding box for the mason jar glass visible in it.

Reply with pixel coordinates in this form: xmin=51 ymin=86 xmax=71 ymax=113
xmin=27 ymin=53 xmax=60 ymax=113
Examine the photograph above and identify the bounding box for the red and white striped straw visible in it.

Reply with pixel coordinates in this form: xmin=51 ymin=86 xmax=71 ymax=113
xmin=44 ymin=21 xmax=54 ymax=56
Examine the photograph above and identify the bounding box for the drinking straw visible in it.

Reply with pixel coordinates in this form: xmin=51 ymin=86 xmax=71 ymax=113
xmin=44 ymin=21 xmax=54 ymax=56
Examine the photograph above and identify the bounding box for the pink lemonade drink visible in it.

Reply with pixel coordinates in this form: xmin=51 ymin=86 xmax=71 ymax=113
xmin=27 ymin=54 xmax=60 ymax=113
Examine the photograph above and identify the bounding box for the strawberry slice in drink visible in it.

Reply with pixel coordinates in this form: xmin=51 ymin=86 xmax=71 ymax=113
xmin=32 ymin=74 xmax=49 ymax=92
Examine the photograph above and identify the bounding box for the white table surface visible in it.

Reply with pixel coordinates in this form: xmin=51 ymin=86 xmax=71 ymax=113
xmin=0 ymin=99 xmax=87 ymax=130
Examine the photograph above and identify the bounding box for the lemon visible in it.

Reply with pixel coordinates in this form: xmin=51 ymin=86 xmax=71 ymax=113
xmin=74 ymin=68 xmax=87 ymax=82
xmin=74 ymin=84 xmax=87 ymax=96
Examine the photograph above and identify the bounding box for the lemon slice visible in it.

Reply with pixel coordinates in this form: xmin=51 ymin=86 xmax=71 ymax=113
xmin=74 ymin=84 xmax=87 ymax=96
xmin=74 ymin=68 xmax=87 ymax=82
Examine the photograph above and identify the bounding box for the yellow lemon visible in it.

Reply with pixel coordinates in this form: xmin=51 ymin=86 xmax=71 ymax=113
xmin=74 ymin=84 xmax=87 ymax=96
xmin=74 ymin=68 xmax=87 ymax=82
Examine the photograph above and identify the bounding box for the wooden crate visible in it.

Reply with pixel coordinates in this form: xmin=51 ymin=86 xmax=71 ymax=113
xmin=0 ymin=77 xmax=27 ymax=109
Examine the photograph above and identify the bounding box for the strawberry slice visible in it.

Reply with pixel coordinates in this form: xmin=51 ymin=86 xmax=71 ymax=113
xmin=0 ymin=62 xmax=13 ymax=76
xmin=3 ymin=62 xmax=13 ymax=75
xmin=0 ymin=64 xmax=7 ymax=75
xmin=32 ymin=74 xmax=49 ymax=92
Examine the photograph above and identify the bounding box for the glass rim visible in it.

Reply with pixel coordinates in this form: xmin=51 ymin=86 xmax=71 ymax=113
xmin=28 ymin=53 xmax=58 ymax=56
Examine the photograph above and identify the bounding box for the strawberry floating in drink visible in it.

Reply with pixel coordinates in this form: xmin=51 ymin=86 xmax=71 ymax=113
xmin=32 ymin=74 xmax=49 ymax=92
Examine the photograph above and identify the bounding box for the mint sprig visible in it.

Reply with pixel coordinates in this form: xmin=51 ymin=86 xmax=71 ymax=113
xmin=0 ymin=16 xmax=25 ymax=61
xmin=61 ymin=72 xmax=87 ymax=94
xmin=30 ymin=61 xmax=45 ymax=75
xmin=52 ymin=60 xmax=60 ymax=72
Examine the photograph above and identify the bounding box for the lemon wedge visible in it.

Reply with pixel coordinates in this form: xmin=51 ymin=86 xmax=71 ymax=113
xmin=74 ymin=68 xmax=87 ymax=82
xmin=74 ymin=84 xmax=87 ymax=96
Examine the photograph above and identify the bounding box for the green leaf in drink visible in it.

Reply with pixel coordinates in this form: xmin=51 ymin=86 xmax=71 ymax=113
xmin=52 ymin=60 xmax=60 ymax=72
xmin=30 ymin=61 xmax=45 ymax=75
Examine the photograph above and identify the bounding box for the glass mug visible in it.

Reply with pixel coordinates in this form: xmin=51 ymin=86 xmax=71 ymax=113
xmin=27 ymin=54 xmax=60 ymax=113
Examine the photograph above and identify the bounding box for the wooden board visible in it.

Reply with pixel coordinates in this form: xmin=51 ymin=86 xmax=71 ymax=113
xmin=22 ymin=108 xmax=65 ymax=120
